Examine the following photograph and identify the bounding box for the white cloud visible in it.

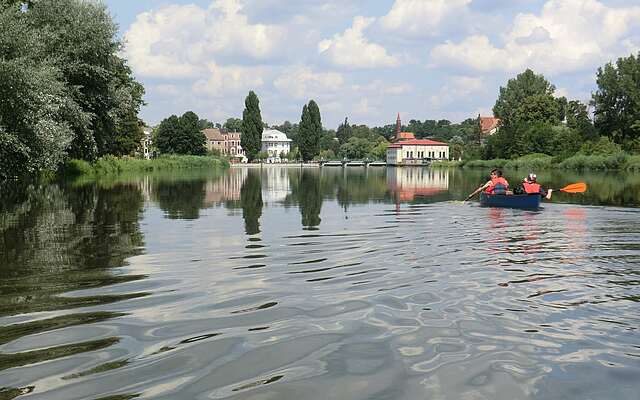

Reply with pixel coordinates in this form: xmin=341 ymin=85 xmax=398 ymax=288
xmin=273 ymin=65 xmax=344 ymax=99
xmin=351 ymin=80 xmax=412 ymax=95
xmin=192 ymin=63 xmax=265 ymax=96
xmin=429 ymin=75 xmax=485 ymax=108
xmin=381 ymin=0 xmax=472 ymax=37
xmin=124 ymin=0 xmax=284 ymax=78
xmin=318 ymin=16 xmax=401 ymax=68
xmin=430 ymin=0 xmax=640 ymax=74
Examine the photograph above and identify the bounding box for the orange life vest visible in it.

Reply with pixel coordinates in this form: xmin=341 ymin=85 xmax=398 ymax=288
xmin=523 ymin=181 xmax=541 ymax=194
xmin=486 ymin=177 xmax=509 ymax=194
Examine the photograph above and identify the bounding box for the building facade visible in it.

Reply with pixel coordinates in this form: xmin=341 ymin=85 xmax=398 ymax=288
xmin=261 ymin=129 xmax=291 ymax=163
xmin=387 ymin=140 xmax=450 ymax=165
xmin=141 ymin=128 xmax=153 ymax=159
xmin=387 ymin=113 xmax=449 ymax=166
xmin=202 ymin=128 xmax=246 ymax=162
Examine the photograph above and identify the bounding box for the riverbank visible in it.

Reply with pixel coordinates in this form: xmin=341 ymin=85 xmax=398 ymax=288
xmin=461 ymin=153 xmax=640 ymax=171
xmin=63 ymin=155 xmax=230 ymax=177
xmin=232 ymin=162 xmax=320 ymax=168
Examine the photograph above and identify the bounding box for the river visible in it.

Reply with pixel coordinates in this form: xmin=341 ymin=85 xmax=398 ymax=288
xmin=1 ymin=166 xmax=639 ymax=399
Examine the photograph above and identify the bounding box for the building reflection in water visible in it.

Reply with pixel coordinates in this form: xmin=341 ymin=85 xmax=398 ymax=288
xmin=387 ymin=167 xmax=449 ymax=211
xmin=260 ymin=167 xmax=291 ymax=205
xmin=204 ymin=168 xmax=247 ymax=205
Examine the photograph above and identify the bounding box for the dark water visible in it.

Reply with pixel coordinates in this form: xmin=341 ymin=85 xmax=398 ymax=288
xmin=1 ymin=167 xmax=639 ymax=400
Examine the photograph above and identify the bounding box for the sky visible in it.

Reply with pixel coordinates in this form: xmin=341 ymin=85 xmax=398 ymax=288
xmin=103 ymin=0 xmax=640 ymax=129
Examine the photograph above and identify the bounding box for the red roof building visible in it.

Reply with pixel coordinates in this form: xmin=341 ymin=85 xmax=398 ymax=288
xmin=480 ymin=116 xmax=501 ymax=136
xmin=387 ymin=114 xmax=449 ymax=165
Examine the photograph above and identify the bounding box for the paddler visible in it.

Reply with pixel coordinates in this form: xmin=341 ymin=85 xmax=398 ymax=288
xmin=522 ymin=173 xmax=552 ymax=200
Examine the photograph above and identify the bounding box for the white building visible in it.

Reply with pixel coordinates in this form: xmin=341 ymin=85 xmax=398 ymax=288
xmin=386 ymin=139 xmax=449 ymax=166
xmin=141 ymin=128 xmax=153 ymax=159
xmin=261 ymin=129 xmax=292 ymax=163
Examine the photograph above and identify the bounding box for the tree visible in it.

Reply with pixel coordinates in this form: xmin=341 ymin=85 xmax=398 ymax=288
xmin=298 ymin=100 xmax=322 ymax=162
xmin=493 ymin=69 xmax=556 ymax=127
xmin=223 ymin=117 xmax=242 ymax=132
xmin=513 ymin=94 xmax=560 ymax=125
xmin=155 ymin=111 xmax=206 ymax=155
xmin=241 ymin=91 xmax=263 ymax=162
xmin=0 ymin=0 xmax=145 ymax=178
xmin=240 ymin=170 xmax=263 ymax=235
xmin=592 ymin=52 xmax=640 ymax=144
xmin=566 ymin=100 xmax=597 ymax=141
xmin=336 ymin=117 xmax=353 ymax=144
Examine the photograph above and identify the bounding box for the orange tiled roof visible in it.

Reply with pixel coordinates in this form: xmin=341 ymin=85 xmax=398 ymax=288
xmin=398 ymin=132 xmax=415 ymax=140
xmin=480 ymin=117 xmax=501 ymax=134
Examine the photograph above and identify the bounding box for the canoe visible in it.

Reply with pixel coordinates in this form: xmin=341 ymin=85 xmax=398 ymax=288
xmin=479 ymin=192 xmax=541 ymax=209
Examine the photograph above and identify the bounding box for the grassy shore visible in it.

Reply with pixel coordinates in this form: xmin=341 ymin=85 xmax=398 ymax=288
xmin=458 ymin=152 xmax=640 ymax=171
xmin=62 ymin=155 xmax=230 ymax=177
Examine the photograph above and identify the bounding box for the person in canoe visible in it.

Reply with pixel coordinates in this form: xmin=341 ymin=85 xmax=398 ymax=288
xmin=521 ymin=173 xmax=552 ymax=200
xmin=483 ymin=168 xmax=509 ymax=195
xmin=464 ymin=168 xmax=510 ymax=201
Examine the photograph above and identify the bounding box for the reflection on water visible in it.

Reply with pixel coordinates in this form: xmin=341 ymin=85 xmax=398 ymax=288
xmin=1 ymin=167 xmax=639 ymax=400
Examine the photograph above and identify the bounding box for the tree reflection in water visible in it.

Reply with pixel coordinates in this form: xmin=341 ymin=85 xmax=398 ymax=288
xmin=240 ymin=169 xmax=263 ymax=235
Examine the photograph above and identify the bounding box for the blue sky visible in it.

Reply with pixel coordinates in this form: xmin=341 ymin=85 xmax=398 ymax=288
xmin=103 ymin=0 xmax=640 ymax=129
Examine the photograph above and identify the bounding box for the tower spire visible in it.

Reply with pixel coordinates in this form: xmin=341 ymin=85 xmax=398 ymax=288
xmin=396 ymin=113 xmax=401 ymax=140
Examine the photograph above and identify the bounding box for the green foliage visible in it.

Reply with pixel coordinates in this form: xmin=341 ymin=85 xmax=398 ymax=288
xmin=369 ymin=141 xmax=388 ymax=160
xmin=493 ymin=69 xmax=556 ymax=127
xmin=155 ymin=112 xmax=206 ymax=155
xmin=579 ymin=136 xmax=622 ymax=156
xmin=318 ymin=149 xmax=336 ymax=160
xmin=287 ymin=147 xmax=300 ymax=161
xmin=241 ymin=91 xmax=263 ymax=162
xmin=559 ymin=153 xmax=628 ymax=170
xmin=298 ymin=100 xmax=322 ymax=162
xmin=240 ymin=170 xmax=263 ymax=234
xmin=462 ymin=159 xmax=508 ymax=169
xmin=566 ymin=100 xmax=597 ymax=140
xmin=336 ymin=117 xmax=353 ymax=144
xmin=484 ymin=122 xmax=563 ymax=159
xmin=61 ymin=159 xmax=93 ymax=176
xmin=513 ymin=94 xmax=560 ymax=125
xmin=593 ymin=52 xmax=640 ymax=144
xmin=223 ymin=117 xmax=242 ymax=132
xmin=504 ymin=154 xmax=553 ymax=170
xmin=64 ymin=155 xmax=229 ymax=177
xmin=430 ymin=160 xmax=462 ymax=168
xmin=0 ymin=0 xmax=144 ymax=179
xmin=625 ymin=155 xmax=640 ymax=171
xmin=257 ymin=151 xmax=269 ymax=161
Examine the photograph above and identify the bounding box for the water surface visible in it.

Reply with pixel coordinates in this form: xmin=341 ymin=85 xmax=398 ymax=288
xmin=1 ymin=167 xmax=639 ymax=399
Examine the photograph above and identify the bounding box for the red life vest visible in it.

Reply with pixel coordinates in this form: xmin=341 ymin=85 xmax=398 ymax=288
xmin=523 ymin=181 xmax=541 ymax=194
xmin=485 ymin=177 xmax=509 ymax=194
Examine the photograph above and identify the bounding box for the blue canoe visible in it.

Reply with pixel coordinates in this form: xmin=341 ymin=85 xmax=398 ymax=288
xmin=479 ymin=192 xmax=541 ymax=209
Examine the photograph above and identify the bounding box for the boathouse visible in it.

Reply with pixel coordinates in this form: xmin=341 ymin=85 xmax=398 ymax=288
xmin=386 ymin=114 xmax=449 ymax=166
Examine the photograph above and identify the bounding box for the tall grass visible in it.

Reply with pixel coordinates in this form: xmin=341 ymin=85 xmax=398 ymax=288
xmin=558 ymin=152 xmax=628 ymax=170
xmin=624 ymin=155 xmax=640 ymax=171
xmin=63 ymin=155 xmax=229 ymax=177
xmin=430 ymin=160 xmax=462 ymax=168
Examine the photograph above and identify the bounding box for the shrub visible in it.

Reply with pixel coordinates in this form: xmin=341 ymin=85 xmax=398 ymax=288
xmin=579 ymin=137 xmax=622 ymax=156
xmin=559 ymin=152 xmax=628 ymax=170
xmin=504 ymin=154 xmax=553 ymax=170
xmin=625 ymin=155 xmax=640 ymax=171
xmin=462 ymin=159 xmax=508 ymax=169
xmin=62 ymin=159 xmax=93 ymax=176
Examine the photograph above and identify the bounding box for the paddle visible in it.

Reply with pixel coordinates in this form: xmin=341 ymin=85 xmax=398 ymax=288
xmin=463 ymin=185 xmax=486 ymax=202
xmin=555 ymin=182 xmax=587 ymax=193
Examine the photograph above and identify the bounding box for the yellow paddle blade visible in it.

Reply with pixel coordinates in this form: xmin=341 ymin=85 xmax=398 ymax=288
xmin=560 ymin=182 xmax=587 ymax=193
